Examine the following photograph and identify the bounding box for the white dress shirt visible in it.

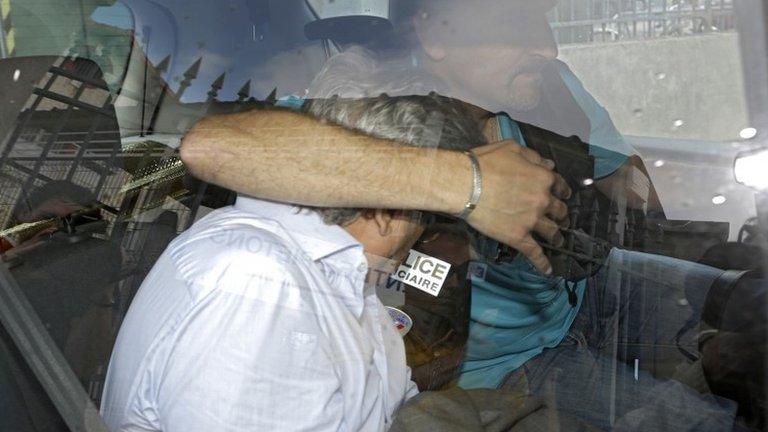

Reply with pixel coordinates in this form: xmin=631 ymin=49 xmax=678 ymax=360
xmin=100 ymin=197 xmax=418 ymax=432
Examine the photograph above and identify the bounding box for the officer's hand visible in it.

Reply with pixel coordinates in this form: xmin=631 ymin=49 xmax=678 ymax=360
xmin=465 ymin=140 xmax=571 ymax=274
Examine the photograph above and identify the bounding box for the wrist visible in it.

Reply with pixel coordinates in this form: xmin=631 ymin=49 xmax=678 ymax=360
xmin=427 ymin=149 xmax=474 ymax=215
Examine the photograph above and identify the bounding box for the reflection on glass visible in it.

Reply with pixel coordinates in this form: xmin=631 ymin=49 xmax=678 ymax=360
xmin=0 ymin=0 xmax=764 ymax=431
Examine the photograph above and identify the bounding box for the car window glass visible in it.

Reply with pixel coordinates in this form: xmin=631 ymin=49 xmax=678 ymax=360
xmin=0 ymin=1 xmax=765 ymax=431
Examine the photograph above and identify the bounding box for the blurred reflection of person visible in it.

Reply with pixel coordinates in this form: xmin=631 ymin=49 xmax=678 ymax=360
xmin=100 ymin=94 xmax=484 ymax=432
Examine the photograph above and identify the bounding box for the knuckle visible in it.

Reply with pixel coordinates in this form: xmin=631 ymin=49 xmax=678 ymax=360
xmin=540 ymin=170 xmax=556 ymax=187
xmin=523 ymin=214 xmax=539 ymax=228
xmin=519 ymin=242 xmax=537 ymax=254
xmin=536 ymin=196 xmax=551 ymax=210
xmin=544 ymin=219 xmax=558 ymax=232
xmin=509 ymin=227 xmax=526 ymax=240
xmin=540 ymin=225 xmax=556 ymax=238
xmin=530 ymin=250 xmax=545 ymax=262
xmin=529 ymin=248 xmax=545 ymax=261
xmin=523 ymin=147 xmax=540 ymax=160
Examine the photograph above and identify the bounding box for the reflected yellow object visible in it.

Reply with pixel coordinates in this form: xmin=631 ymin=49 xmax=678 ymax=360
xmin=0 ymin=218 xmax=56 ymax=246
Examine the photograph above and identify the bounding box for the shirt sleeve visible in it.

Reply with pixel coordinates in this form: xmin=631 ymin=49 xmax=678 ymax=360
xmin=555 ymin=60 xmax=634 ymax=179
xmin=154 ymin=244 xmax=344 ymax=432
xmin=405 ymin=378 xmax=419 ymax=400
xmin=275 ymin=95 xmax=307 ymax=110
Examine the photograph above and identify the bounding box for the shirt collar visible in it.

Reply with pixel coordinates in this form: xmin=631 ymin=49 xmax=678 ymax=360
xmin=234 ymin=195 xmax=364 ymax=265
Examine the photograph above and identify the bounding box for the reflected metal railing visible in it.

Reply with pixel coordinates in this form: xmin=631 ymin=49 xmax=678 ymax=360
xmin=549 ymin=0 xmax=736 ymax=44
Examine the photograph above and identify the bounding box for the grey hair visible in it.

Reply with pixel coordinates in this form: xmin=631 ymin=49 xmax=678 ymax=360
xmin=302 ymin=47 xmax=487 ymax=226
xmin=306 ymin=46 xmax=445 ymax=100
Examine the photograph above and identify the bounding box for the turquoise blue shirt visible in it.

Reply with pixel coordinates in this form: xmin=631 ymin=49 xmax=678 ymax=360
xmin=277 ymin=61 xmax=632 ymax=389
xmin=457 ymin=62 xmax=631 ymax=389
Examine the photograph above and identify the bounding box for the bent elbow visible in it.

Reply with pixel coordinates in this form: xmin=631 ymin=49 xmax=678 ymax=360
xmin=180 ymin=117 xmax=219 ymax=182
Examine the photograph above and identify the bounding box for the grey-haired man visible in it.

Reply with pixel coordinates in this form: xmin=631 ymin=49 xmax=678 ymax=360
xmin=101 ymin=93 xmax=484 ymax=432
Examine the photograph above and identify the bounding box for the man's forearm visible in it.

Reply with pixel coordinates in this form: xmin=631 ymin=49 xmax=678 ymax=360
xmin=180 ymin=108 xmax=471 ymax=214
xmin=182 ymin=107 xmax=572 ymax=273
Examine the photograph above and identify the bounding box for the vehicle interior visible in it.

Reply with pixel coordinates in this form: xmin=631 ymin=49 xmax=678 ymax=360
xmin=0 ymin=0 xmax=766 ymax=431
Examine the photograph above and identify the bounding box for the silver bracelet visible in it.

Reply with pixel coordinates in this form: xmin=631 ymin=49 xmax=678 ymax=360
xmin=456 ymin=151 xmax=482 ymax=220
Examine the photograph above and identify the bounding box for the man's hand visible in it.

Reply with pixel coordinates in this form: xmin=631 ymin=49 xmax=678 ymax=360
xmin=465 ymin=141 xmax=571 ymax=274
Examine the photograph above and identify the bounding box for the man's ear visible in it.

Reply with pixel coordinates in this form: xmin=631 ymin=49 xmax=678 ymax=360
xmin=412 ymin=12 xmax=447 ymax=61
xmin=373 ymin=209 xmax=395 ymax=237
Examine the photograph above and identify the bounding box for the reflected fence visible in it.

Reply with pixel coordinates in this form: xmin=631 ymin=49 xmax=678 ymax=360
xmin=549 ymin=0 xmax=736 ymax=44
